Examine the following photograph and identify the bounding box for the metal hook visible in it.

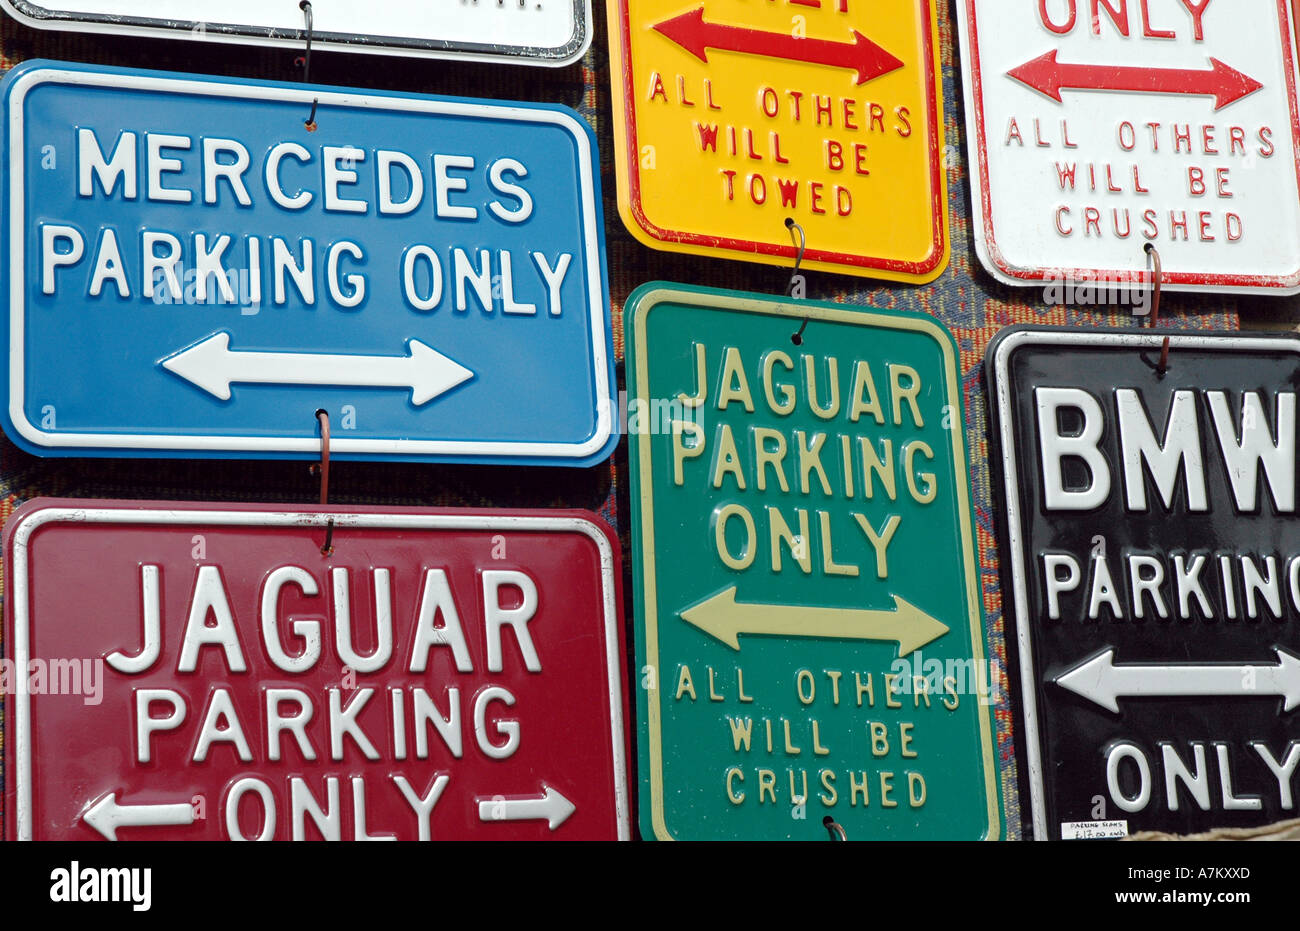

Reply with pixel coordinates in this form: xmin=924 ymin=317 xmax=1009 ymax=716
xmin=298 ymin=2 xmax=319 ymax=132
xmin=1143 ymin=243 xmax=1170 ymax=376
xmin=823 ymin=816 xmax=847 ymax=842
xmin=786 ymin=218 xmax=810 ymax=345
xmin=309 ymin=408 xmax=334 ymax=555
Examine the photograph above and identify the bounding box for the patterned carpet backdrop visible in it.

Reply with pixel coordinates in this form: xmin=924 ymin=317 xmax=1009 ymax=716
xmin=0 ymin=2 xmax=1285 ymax=839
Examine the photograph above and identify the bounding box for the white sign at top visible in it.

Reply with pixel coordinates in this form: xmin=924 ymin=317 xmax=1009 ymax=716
xmin=956 ymin=0 xmax=1300 ymax=294
xmin=0 ymin=0 xmax=591 ymax=66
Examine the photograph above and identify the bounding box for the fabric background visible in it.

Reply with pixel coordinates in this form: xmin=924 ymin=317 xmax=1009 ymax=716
xmin=0 ymin=2 xmax=1287 ymax=840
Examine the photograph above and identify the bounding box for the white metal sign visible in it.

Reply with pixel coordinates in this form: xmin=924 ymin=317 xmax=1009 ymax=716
xmin=956 ymin=0 xmax=1300 ymax=294
xmin=0 ymin=0 xmax=591 ymax=65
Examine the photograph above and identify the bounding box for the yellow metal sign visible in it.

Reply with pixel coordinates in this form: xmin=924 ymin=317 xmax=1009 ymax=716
xmin=609 ymin=0 xmax=949 ymax=282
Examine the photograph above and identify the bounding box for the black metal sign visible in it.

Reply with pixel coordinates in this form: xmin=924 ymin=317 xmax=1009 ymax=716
xmin=988 ymin=326 xmax=1300 ymax=840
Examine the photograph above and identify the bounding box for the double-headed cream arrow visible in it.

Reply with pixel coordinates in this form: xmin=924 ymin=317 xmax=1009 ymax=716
xmin=680 ymin=587 xmax=948 ymax=656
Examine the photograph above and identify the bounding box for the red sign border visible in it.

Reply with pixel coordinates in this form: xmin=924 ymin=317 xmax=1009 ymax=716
xmin=613 ymin=0 xmax=948 ymax=277
xmin=2 ymin=498 xmax=632 ymax=842
xmin=961 ymin=0 xmax=1300 ymax=292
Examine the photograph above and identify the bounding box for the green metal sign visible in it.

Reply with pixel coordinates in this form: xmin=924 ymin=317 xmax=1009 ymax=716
xmin=627 ymin=283 xmax=1002 ymax=841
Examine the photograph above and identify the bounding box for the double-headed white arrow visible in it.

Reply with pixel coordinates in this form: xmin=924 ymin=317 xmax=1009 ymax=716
xmin=161 ymin=332 xmax=474 ymax=405
xmin=82 ymin=793 xmax=195 ymax=841
xmin=476 ymin=784 xmax=576 ymax=830
xmin=1055 ymin=647 xmax=1300 ymax=713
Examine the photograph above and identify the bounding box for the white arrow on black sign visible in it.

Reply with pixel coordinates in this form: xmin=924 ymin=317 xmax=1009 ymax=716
xmin=161 ymin=332 xmax=474 ymax=405
xmin=476 ymin=784 xmax=576 ymax=830
xmin=82 ymin=793 xmax=196 ymax=840
xmin=1055 ymin=647 xmax=1300 ymax=713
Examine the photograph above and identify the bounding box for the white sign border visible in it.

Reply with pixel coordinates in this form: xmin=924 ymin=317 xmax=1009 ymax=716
xmin=0 ymin=0 xmax=592 ymax=66
xmin=7 ymin=504 xmax=632 ymax=841
xmin=5 ymin=65 xmax=615 ymax=461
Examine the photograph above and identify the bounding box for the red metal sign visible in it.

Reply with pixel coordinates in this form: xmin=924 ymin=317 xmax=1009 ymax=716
xmin=3 ymin=500 xmax=630 ymax=841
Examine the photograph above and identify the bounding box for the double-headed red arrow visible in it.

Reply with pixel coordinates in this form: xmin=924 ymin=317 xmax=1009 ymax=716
xmin=653 ymin=7 xmax=904 ymax=85
xmin=1007 ymin=49 xmax=1262 ymax=110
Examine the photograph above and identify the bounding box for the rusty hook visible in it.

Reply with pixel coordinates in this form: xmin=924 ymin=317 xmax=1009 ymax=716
xmin=309 ymin=408 xmax=334 ymax=555
xmin=787 ymin=218 xmax=810 ymax=345
xmin=823 ymin=816 xmax=847 ymax=841
xmin=1144 ymin=243 xmax=1170 ymax=376
xmin=299 ymin=2 xmax=318 ymax=131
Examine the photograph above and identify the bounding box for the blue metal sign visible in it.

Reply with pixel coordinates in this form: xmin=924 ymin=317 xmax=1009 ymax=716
xmin=1 ymin=61 xmax=617 ymax=464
